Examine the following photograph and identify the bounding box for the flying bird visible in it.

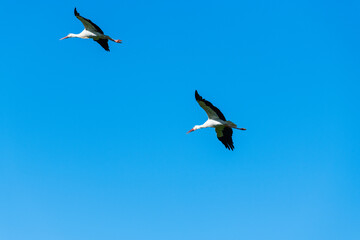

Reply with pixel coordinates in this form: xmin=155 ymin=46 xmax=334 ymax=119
xmin=60 ymin=8 xmax=122 ymax=51
xmin=187 ymin=90 xmax=246 ymax=150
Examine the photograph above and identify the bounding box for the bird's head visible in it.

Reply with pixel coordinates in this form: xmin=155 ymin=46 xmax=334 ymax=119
xmin=60 ymin=33 xmax=75 ymax=40
xmin=187 ymin=125 xmax=201 ymax=134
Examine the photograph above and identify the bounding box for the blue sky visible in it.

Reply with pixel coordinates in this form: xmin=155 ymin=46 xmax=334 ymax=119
xmin=1 ymin=0 xmax=360 ymax=239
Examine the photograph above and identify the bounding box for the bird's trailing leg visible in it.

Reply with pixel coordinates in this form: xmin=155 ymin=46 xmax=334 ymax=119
xmin=225 ymin=121 xmax=246 ymax=130
xmin=106 ymin=36 xmax=122 ymax=43
xmin=225 ymin=121 xmax=237 ymax=128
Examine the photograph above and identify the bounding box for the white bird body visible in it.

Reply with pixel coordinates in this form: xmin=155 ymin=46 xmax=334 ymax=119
xmin=78 ymin=29 xmax=98 ymax=38
xmin=193 ymin=119 xmax=225 ymax=130
xmin=60 ymin=8 xmax=122 ymax=51
xmin=68 ymin=30 xmax=108 ymax=39
xmin=188 ymin=90 xmax=246 ymax=150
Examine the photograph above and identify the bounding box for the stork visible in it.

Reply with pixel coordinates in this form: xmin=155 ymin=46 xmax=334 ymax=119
xmin=60 ymin=8 xmax=122 ymax=51
xmin=187 ymin=90 xmax=246 ymax=150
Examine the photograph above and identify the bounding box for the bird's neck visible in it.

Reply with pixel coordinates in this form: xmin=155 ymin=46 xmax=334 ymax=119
xmin=196 ymin=122 xmax=210 ymax=129
xmin=69 ymin=33 xmax=83 ymax=38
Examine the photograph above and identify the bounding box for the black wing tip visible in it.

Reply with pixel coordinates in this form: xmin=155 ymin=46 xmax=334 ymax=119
xmin=74 ymin=7 xmax=79 ymax=16
xmin=223 ymin=141 xmax=235 ymax=150
xmin=95 ymin=39 xmax=110 ymax=51
xmin=221 ymin=138 xmax=234 ymax=150
xmin=225 ymin=144 xmax=235 ymax=151
xmin=219 ymin=138 xmax=234 ymax=150
xmin=101 ymin=46 xmax=110 ymax=52
xmin=103 ymin=45 xmax=110 ymax=51
xmin=195 ymin=90 xmax=202 ymax=101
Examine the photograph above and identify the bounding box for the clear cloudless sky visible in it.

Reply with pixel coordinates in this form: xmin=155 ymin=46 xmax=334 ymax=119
xmin=1 ymin=0 xmax=360 ymax=239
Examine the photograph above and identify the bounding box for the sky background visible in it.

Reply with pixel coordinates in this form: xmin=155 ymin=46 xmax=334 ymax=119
xmin=1 ymin=0 xmax=360 ymax=239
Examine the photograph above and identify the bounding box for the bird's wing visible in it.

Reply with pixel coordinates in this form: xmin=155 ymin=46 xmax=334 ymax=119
xmin=94 ymin=39 xmax=110 ymax=51
xmin=215 ymin=126 xmax=234 ymax=150
xmin=74 ymin=8 xmax=104 ymax=34
xmin=195 ymin=90 xmax=226 ymax=121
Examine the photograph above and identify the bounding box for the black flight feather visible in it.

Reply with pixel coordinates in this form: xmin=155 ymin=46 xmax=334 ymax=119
xmin=94 ymin=39 xmax=110 ymax=51
xmin=217 ymin=127 xmax=234 ymax=150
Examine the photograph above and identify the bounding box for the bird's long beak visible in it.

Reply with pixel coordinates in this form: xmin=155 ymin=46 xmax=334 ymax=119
xmin=187 ymin=128 xmax=195 ymax=134
xmin=60 ymin=36 xmax=69 ymax=40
